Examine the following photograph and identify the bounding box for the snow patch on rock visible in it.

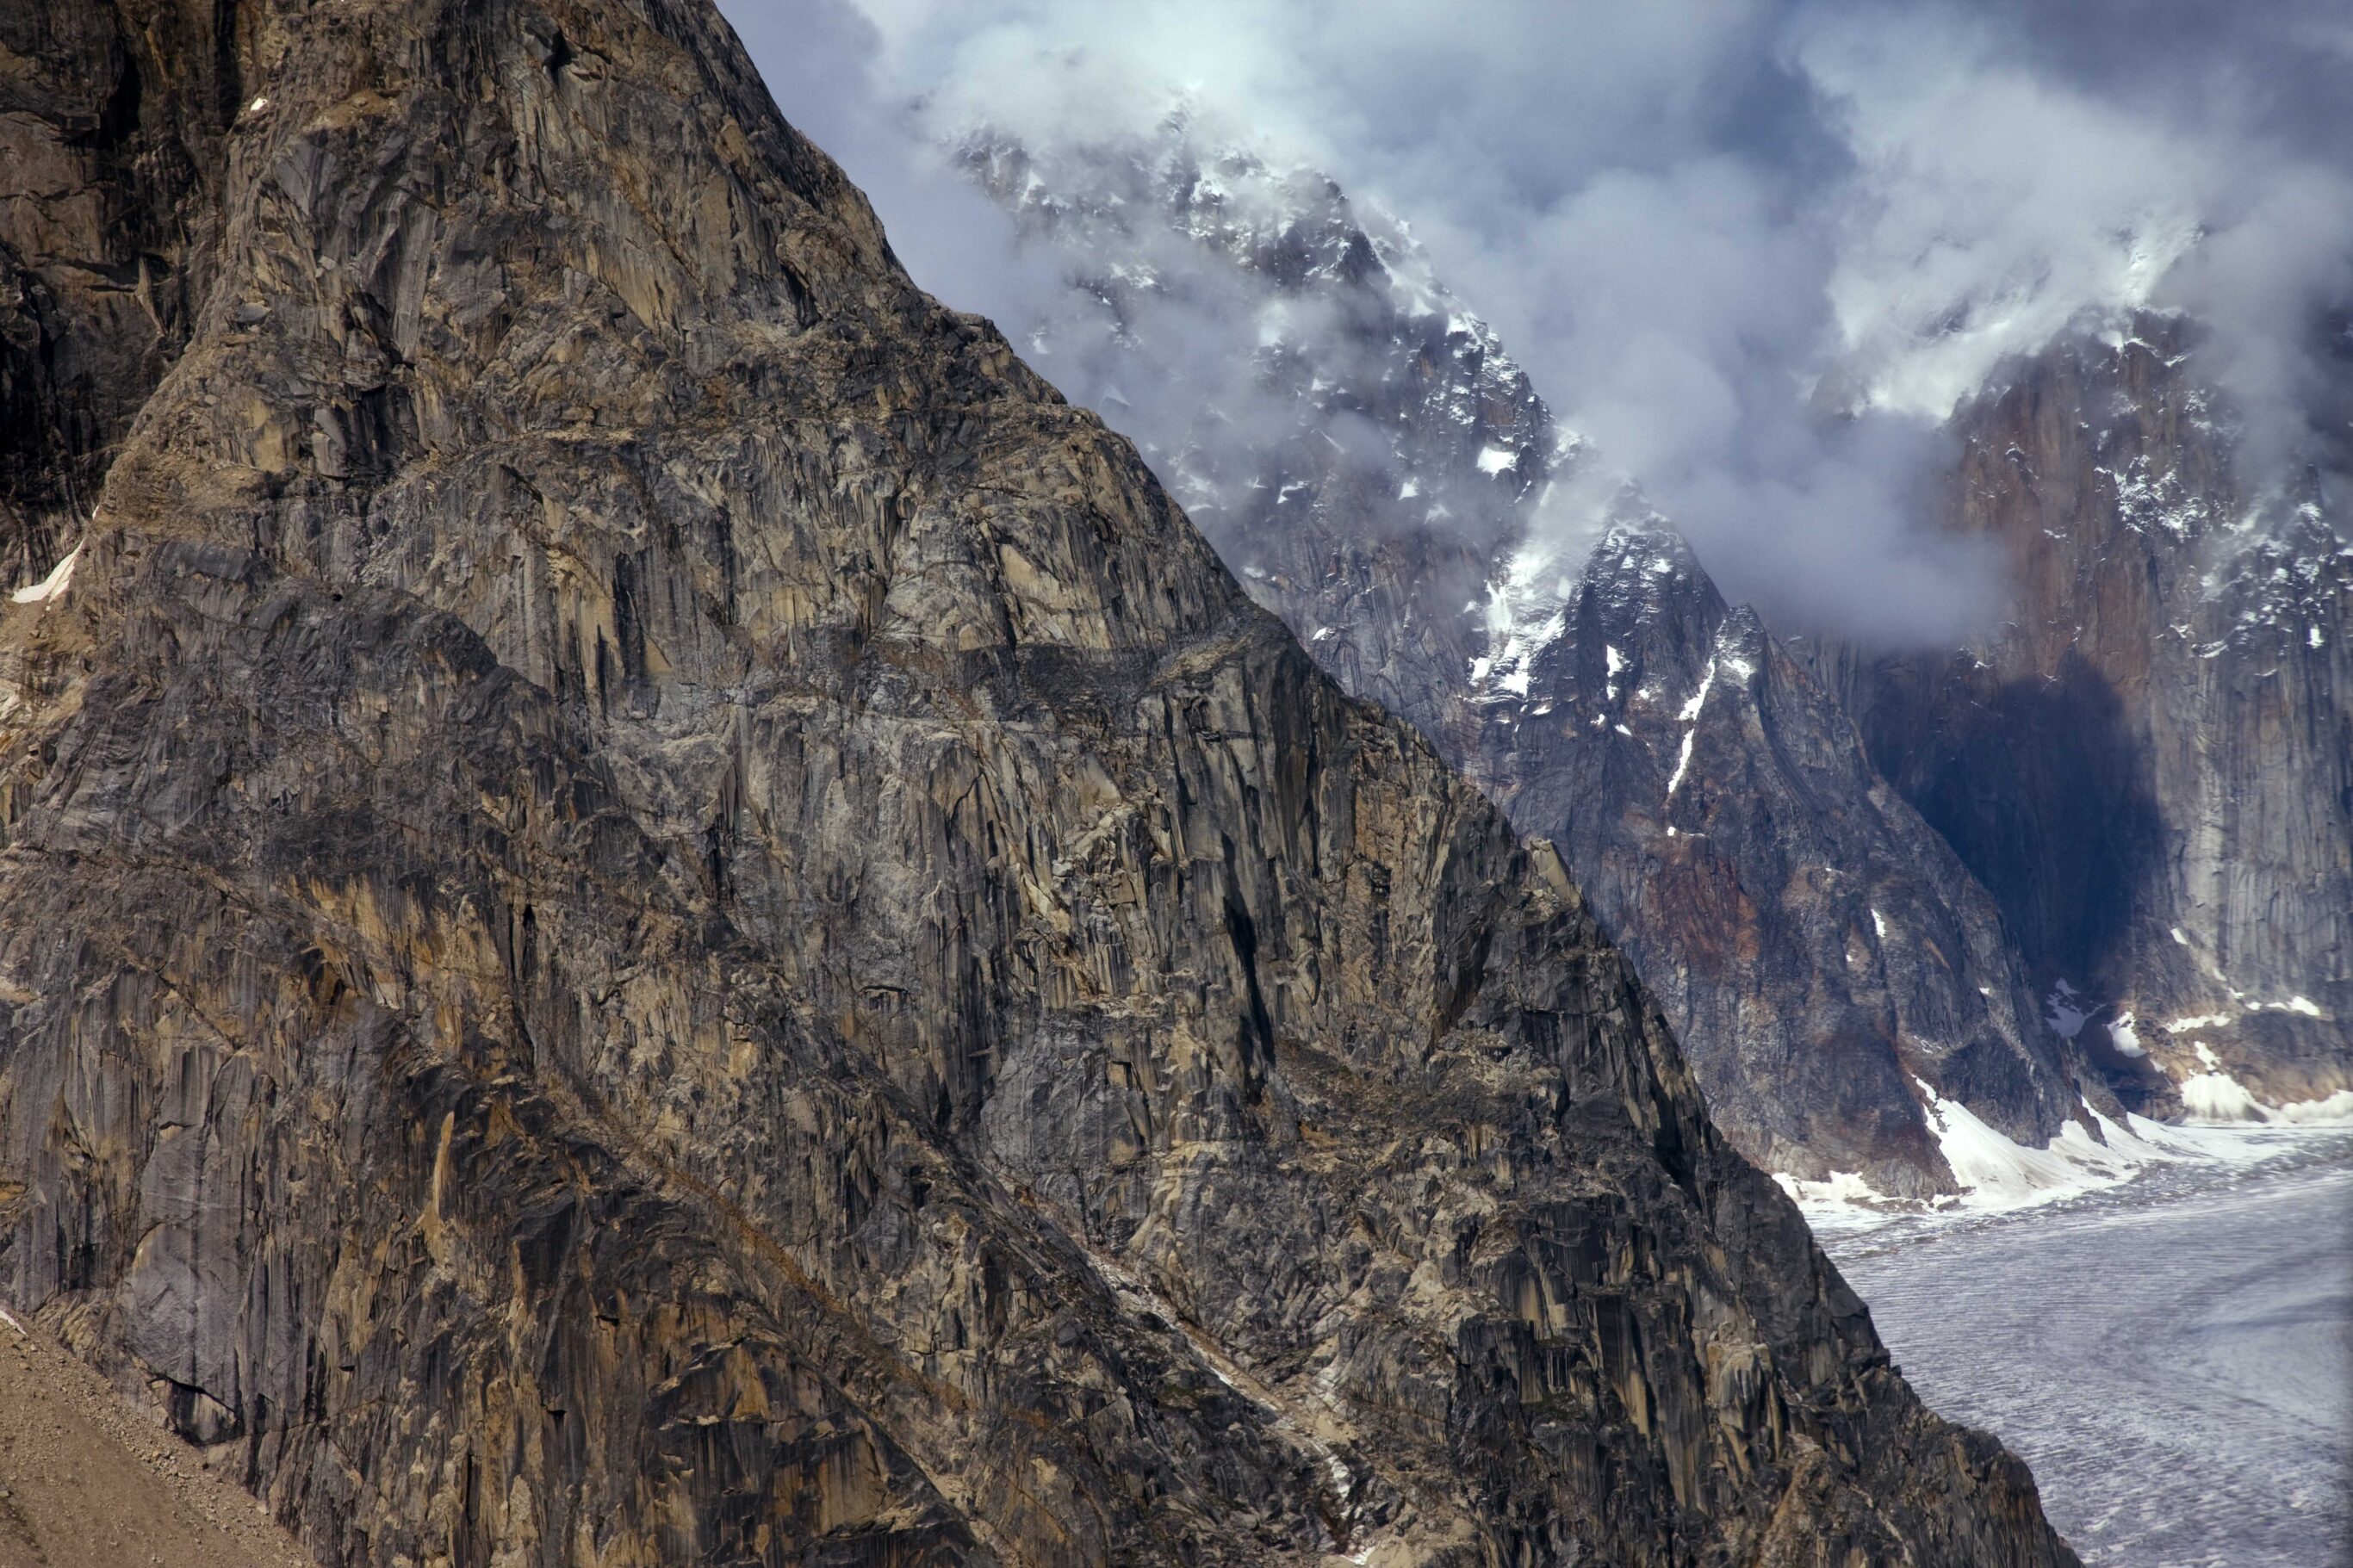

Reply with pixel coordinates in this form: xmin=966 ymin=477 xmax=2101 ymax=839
xmin=10 ymin=542 xmax=80 ymax=605
xmin=2160 ymin=1040 xmax=2353 ymax=1127
xmin=2046 ymin=981 xmax=2090 ymax=1039
xmin=1779 ymin=1081 xmax=2199 ymax=1234
xmin=1664 ymin=728 xmax=1698 ymax=800
xmin=1773 ymin=1170 xmax=1886 ymax=1212
xmin=1468 ymin=536 xmax=1576 ymax=702
xmin=2272 ymin=1089 xmax=2353 ymax=1125
xmin=1914 ymin=1079 xmax=2159 ymax=1213
xmin=1785 ymin=1088 xmax=2353 ymax=1238
xmin=2108 ymin=1013 xmax=2144 ymax=1057
xmin=2176 ymin=1071 xmax=2266 ymax=1123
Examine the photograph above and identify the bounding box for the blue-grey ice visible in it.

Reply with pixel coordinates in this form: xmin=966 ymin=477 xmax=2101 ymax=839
xmin=1827 ymin=1132 xmax=2353 ymax=1568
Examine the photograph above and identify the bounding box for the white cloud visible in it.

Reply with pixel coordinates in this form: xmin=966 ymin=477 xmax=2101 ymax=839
xmin=718 ymin=0 xmax=2353 ymax=642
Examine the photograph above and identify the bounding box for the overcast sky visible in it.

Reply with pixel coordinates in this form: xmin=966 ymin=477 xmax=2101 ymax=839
xmin=720 ymin=0 xmax=2353 ymax=643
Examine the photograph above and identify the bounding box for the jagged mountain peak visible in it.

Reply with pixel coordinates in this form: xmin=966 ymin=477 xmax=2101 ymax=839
xmin=0 ymin=1 xmax=2080 ymax=1561
xmin=1835 ymin=308 xmax=2350 ymax=1122
xmin=962 ymin=113 xmax=1555 ymax=563
xmin=944 ymin=115 xmax=2110 ymax=1199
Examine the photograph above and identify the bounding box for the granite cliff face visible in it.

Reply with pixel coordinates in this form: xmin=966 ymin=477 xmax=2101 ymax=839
xmin=0 ymin=2 xmax=2079 ymax=1565
xmin=965 ymin=124 xmax=2096 ymax=1193
xmin=1822 ymin=316 xmax=2351 ymax=1117
xmin=1468 ymin=518 xmax=2089 ymax=1193
xmin=0 ymin=1 xmax=241 ymax=586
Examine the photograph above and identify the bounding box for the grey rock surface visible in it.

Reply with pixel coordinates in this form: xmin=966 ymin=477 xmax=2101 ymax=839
xmin=0 ymin=2 xmax=2078 ymax=1564
xmin=1474 ymin=517 xmax=2089 ymax=1191
xmin=965 ymin=122 xmax=2094 ymax=1190
xmin=0 ymin=0 xmax=238 ymax=583
xmin=1819 ymin=317 xmax=2350 ymax=1112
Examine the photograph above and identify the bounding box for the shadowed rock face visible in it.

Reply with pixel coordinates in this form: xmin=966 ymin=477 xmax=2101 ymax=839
xmin=1473 ymin=521 xmax=2089 ymax=1193
xmin=1822 ymin=318 xmax=2351 ymax=1112
xmin=0 ymin=2 xmax=2078 ymax=1564
xmin=965 ymin=126 xmax=2093 ymax=1192
xmin=0 ymin=2 xmax=242 ymax=583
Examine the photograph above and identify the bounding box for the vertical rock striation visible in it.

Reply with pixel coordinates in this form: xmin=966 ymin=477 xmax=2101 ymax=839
xmin=0 ymin=2 xmax=2077 ymax=1564
xmin=965 ymin=122 xmax=2094 ymax=1191
xmin=0 ymin=1 xmax=245 ymax=583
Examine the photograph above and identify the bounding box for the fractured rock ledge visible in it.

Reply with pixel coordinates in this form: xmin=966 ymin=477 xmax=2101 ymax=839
xmin=0 ymin=2 xmax=2077 ymax=1563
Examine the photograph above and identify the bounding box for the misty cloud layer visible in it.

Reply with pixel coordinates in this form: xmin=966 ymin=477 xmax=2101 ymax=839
xmin=720 ymin=0 xmax=2353 ymax=644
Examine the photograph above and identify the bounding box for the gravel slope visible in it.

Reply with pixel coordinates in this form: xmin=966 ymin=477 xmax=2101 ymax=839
xmin=0 ymin=1311 xmax=311 ymax=1568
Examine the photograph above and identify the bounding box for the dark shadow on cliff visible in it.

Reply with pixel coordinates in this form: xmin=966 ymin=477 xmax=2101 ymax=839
xmin=1852 ymin=650 xmax=2167 ymax=995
